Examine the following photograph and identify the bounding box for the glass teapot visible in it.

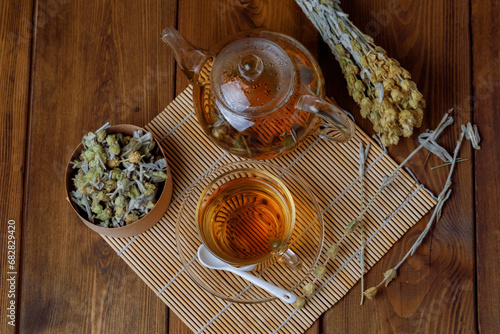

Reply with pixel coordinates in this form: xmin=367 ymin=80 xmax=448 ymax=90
xmin=162 ymin=27 xmax=355 ymax=159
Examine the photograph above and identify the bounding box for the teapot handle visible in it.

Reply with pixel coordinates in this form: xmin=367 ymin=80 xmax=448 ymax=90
xmin=296 ymin=95 xmax=355 ymax=142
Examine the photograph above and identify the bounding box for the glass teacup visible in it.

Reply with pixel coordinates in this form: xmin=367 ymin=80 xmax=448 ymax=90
xmin=196 ymin=167 xmax=302 ymax=269
xmin=176 ymin=161 xmax=324 ymax=303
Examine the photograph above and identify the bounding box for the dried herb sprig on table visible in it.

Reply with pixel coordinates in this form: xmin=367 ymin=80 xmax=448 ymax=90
xmin=293 ymin=141 xmax=376 ymax=309
xmin=295 ymin=0 xmax=426 ymax=146
xmin=364 ymin=120 xmax=481 ymax=299
xmin=294 ymin=111 xmax=481 ymax=309
xmin=70 ymin=123 xmax=169 ymax=228
xmin=357 ymin=142 xmax=369 ymax=305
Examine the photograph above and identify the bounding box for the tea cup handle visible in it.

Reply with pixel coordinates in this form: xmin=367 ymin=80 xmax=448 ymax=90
xmin=277 ymin=248 xmax=303 ymax=271
xmin=296 ymin=95 xmax=356 ymax=142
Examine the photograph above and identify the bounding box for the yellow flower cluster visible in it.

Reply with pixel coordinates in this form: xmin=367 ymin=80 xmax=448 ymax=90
xmin=336 ymin=44 xmax=425 ymax=146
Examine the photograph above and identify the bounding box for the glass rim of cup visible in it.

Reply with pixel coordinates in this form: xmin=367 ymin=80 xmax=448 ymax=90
xmin=195 ymin=166 xmax=296 ymax=266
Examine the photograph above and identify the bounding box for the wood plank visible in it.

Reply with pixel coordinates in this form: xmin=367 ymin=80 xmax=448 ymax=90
xmin=320 ymin=0 xmax=476 ymax=332
xmin=472 ymin=0 xmax=500 ymax=332
xmin=19 ymin=0 xmax=176 ymax=332
xmin=0 ymin=0 xmax=33 ymax=333
xmin=171 ymin=0 xmax=322 ymax=332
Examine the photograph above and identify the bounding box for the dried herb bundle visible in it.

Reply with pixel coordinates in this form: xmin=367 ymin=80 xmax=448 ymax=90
xmin=296 ymin=0 xmax=426 ymax=146
xmin=70 ymin=123 xmax=168 ymax=228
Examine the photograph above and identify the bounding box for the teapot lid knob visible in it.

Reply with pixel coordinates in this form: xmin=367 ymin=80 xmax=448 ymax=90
xmin=238 ymin=54 xmax=264 ymax=81
xmin=211 ymin=38 xmax=294 ymax=116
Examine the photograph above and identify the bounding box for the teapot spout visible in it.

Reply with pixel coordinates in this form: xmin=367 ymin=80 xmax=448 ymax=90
xmin=162 ymin=27 xmax=207 ymax=80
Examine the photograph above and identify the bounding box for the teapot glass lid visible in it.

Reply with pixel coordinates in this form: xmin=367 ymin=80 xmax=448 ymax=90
xmin=211 ymin=38 xmax=294 ymax=116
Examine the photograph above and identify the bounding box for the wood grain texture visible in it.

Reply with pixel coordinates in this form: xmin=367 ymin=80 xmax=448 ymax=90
xmin=19 ymin=0 xmax=176 ymax=332
xmin=472 ymin=0 xmax=500 ymax=332
xmin=0 ymin=1 xmax=33 ymax=333
xmin=320 ymin=0 xmax=475 ymax=333
xmin=3 ymin=0 xmax=487 ymax=332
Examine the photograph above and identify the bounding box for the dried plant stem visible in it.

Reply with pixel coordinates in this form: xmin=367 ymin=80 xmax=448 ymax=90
xmin=393 ymin=132 xmax=465 ymax=269
xmin=358 ymin=142 xmax=369 ymax=305
xmin=296 ymin=112 xmax=456 ymax=309
xmin=369 ymin=131 xmax=466 ymax=292
xmin=431 ymin=158 xmax=468 ymax=170
xmin=354 ymin=112 xmax=453 ymax=225
xmin=359 ymin=182 xmax=365 ymax=305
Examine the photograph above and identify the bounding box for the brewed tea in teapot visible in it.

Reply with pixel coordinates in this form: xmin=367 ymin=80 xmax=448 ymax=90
xmin=162 ymin=28 xmax=355 ymax=159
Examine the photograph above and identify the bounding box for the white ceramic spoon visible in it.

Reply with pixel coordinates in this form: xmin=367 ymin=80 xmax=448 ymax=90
xmin=197 ymin=245 xmax=297 ymax=304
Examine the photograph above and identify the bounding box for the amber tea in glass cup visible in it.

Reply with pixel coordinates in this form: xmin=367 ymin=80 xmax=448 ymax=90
xmin=196 ymin=168 xmax=302 ymax=269
xmin=176 ymin=161 xmax=324 ymax=303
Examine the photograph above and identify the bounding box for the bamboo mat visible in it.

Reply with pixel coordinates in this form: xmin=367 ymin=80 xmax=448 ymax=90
xmin=102 ymin=85 xmax=436 ymax=333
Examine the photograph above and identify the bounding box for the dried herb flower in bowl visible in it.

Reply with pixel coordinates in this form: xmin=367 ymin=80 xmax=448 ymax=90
xmin=66 ymin=123 xmax=173 ymax=238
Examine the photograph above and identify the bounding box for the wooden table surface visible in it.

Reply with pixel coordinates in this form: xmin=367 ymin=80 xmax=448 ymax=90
xmin=1 ymin=0 xmax=498 ymax=333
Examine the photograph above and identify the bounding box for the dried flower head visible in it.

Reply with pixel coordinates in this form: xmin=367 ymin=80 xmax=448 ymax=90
xmin=313 ymin=265 xmax=327 ymax=279
xmin=91 ymin=144 xmax=103 ymax=153
xmin=114 ymin=195 xmax=128 ymax=208
xmin=109 ymin=144 xmax=121 ymax=156
xmin=125 ymin=212 xmax=139 ymax=225
xmin=106 ymin=134 xmax=117 ymax=146
xmin=346 ymin=220 xmax=358 ymax=234
xmin=143 ymin=183 xmax=156 ymax=196
xmin=363 ymin=287 xmax=378 ymax=300
xmin=383 ymin=269 xmax=398 ymax=287
xmin=107 ymin=159 xmax=120 ymax=168
xmin=304 ymin=283 xmax=315 ymax=297
xmin=128 ymin=151 xmax=142 ymax=163
xmin=151 ymin=171 xmax=168 ymax=183
xmin=114 ymin=206 xmax=126 ymax=217
xmin=127 ymin=185 xmax=140 ymax=199
xmin=327 ymin=244 xmax=339 ymax=260
xmin=105 ymin=180 xmax=117 ymax=192
xmin=83 ymin=150 xmax=95 ymax=162
xmin=95 ymin=206 xmax=112 ymax=221
xmin=96 ymin=129 xmax=106 ymax=142
xmin=91 ymin=204 xmax=103 ymax=214
xmin=293 ymin=297 xmax=306 ymax=309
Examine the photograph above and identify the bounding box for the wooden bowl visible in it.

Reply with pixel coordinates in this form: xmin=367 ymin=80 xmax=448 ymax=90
xmin=65 ymin=124 xmax=173 ymax=238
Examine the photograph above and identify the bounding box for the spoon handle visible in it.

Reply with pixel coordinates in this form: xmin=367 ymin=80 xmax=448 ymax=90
xmin=230 ymin=269 xmax=297 ymax=304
